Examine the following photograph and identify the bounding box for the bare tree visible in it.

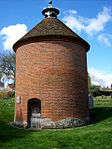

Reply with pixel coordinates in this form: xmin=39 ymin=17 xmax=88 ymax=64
xmin=0 ymin=52 xmax=16 ymax=83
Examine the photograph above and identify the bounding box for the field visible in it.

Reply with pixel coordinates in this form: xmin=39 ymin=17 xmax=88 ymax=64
xmin=0 ymin=97 xmax=112 ymax=149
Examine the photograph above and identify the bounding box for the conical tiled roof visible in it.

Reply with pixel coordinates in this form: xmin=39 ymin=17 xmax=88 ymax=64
xmin=20 ymin=18 xmax=81 ymax=39
xmin=13 ymin=18 xmax=90 ymax=51
xmin=13 ymin=1 xmax=90 ymax=52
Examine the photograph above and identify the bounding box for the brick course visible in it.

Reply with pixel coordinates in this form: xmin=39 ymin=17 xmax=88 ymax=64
xmin=15 ymin=40 xmax=89 ymax=125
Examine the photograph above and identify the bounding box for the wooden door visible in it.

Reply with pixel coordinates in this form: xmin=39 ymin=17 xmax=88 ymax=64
xmin=29 ymin=99 xmax=41 ymax=128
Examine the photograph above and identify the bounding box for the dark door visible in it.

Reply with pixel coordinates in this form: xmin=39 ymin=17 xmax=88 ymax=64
xmin=28 ymin=99 xmax=41 ymax=128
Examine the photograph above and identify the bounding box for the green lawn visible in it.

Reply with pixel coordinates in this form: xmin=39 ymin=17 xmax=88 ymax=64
xmin=0 ymin=97 xmax=112 ymax=149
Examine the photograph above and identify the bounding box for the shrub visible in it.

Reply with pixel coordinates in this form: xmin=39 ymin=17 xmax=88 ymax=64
xmin=90 ymin=85 xmax=102 ymax=97
xmin=0 ymin=91 xmax=15 ymax=99
xmin=0 ymin=91 xmax=8 ymax=99
xmin=8 ymin=91 xmax=15 ymax=98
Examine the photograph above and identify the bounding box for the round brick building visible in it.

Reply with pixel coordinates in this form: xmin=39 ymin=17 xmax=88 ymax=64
xmin=13 ymin=2 xmax=90 ymax=128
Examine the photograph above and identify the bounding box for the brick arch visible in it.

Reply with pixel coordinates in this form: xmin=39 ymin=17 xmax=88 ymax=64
xmin=27 ymin=98 xmax=41 ymax=128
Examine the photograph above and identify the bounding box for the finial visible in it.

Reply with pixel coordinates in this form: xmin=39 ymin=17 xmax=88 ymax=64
xmin=42 ymin=1 xmax=60 ymax=18
xmin=49 ymin=1 xmax=52 ymax=8
xmin=49 ymin=1 xmax=52 ymax=5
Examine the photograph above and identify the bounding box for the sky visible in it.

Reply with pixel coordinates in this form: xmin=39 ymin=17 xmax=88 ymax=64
xmin=0 ymin=0 xmax=112 ymax=87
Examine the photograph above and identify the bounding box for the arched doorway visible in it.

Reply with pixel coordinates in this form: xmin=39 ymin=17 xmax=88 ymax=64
xmin=28 ymin=98 xmax=41 ymax=128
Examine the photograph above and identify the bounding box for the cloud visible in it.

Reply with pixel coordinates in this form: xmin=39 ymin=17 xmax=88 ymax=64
xmin=88 ymin=68 xmax=112 ymax=87
xmin=98 ymin=33 xmax=112 ymax=46
xmin=0 ymin=24 xmax=27 ymax=50
xmin=63 ymin=15 xmax=84 ymax=33
xmin=67 ymin=9 xmax=77 ymax=14
xmin=69 ymin=10 xmax=77 ymax=14
xmin=85 ymin=7 xmax=112 ymax=35
xmin=63 ymin=9 xmax=77 ymax=15
xmin=63 ymin=7 xmax=112 ymax=36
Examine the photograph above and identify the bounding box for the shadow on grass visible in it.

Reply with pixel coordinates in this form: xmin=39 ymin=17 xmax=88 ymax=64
xmin=0 ymin=120 xmax=29 ymax=147
xmin=0 ymin=99 xmax=29 ymax=147
xmin=90 ymin=107 xmax=112 ymax=123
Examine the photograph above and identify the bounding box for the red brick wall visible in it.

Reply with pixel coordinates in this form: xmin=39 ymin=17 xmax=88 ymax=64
xmin=15 ymin=40 xmax=89 ymax=123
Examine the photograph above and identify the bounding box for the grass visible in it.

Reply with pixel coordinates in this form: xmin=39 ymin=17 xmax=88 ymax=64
xmin=0 ymin=97 xmax=112 ymax=149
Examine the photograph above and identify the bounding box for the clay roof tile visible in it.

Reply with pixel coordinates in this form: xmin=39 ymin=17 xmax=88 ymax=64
xmin=13 ymin=18 xmax=90 ymax=51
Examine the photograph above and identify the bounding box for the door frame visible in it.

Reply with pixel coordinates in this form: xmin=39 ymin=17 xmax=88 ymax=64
xmin=27 ymin=98 xmax=41 ymax=128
